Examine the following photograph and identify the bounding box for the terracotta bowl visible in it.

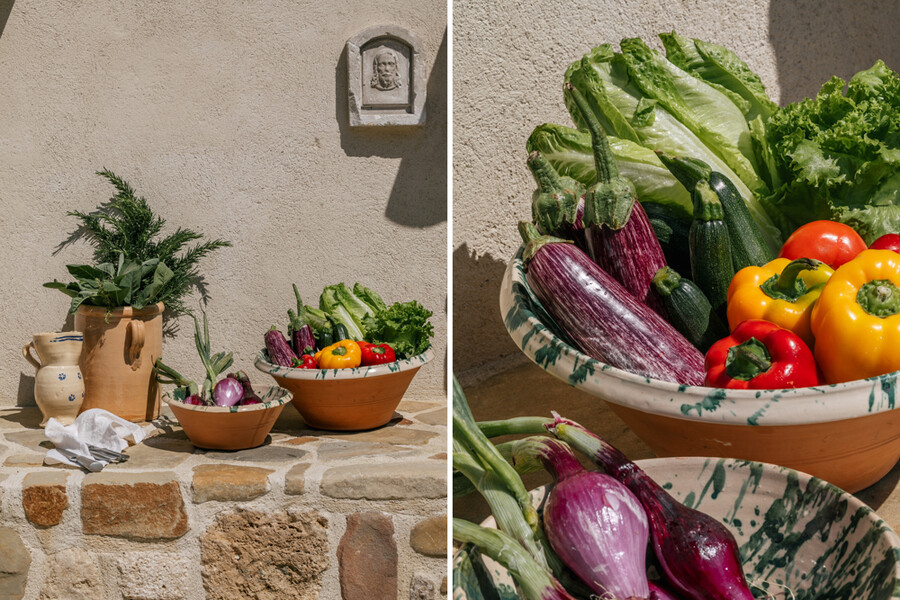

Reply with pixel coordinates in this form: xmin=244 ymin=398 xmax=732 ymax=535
xmin=166 ymin=385 xmax=291 ymax=450
xmin=454 ymin=457 xmax=900 ymax=599
xmin=254 ymin=347 xmax=434 ymax=431
xmin=501 ymin=246 xmax=900 ymax=493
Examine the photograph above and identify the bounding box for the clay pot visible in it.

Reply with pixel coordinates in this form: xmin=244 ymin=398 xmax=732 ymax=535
xmin=22 ymin=332 xmax=85 ymax=426
xmin=166 ymin=386 xmax=291 ymax=450
xmin=255 ymin=348 xmax=434 ymax=431
xmin=75 ymin=303 xmax=163 ymax=422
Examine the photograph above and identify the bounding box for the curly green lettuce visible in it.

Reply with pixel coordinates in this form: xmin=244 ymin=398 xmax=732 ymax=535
xmin=764 ymin=60 xmax=900 ymax=243
xmin=362 ymin=301 xmax=434 ymax=359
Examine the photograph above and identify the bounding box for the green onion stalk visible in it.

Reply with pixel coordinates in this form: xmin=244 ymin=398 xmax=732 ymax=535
xmin=452 ymin=378 xmax=595 ymax=598
xmin=452 ymin=519 xmax=578 ymax=600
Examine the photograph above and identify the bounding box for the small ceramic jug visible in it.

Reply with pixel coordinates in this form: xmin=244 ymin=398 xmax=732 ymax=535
xmin=22 ymin=332 xmax=85 ymax=426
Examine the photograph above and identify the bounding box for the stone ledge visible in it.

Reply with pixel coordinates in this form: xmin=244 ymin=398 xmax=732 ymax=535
xmin=320 ymin=462 xmax=446 ymax=500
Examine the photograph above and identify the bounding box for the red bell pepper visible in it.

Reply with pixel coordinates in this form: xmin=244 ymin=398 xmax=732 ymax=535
xmin=360 ymin=342 xmax=396 ymax=366
xmin=292 ymin=354 xmax=318 ymax=369
xmin=870 ymin=233 xmax=900 ymax=254
xmin=704 ymin=320 xmax=822 ymax=389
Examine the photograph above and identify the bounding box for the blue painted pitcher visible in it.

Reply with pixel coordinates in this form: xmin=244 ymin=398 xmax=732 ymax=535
xmin=22 ymin=332 xmax=85 ymax=426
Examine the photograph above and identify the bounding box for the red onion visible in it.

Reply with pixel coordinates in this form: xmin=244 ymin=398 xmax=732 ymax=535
xmin=513 ymin=437 xmax=651 ymax=600
xmin=183 ymin=394 xmax=204 ymax=406
xmin=549 ymin=416 xmax=755 ymax=600
xmin=213 ymin=376 xmax=244 ymax=407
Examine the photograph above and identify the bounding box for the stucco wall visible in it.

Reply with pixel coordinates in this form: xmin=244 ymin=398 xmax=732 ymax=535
xmin=452 ymin=0 xmax=900 ymax=380
xmin=0 ymin=0 xmax=447 ymax=407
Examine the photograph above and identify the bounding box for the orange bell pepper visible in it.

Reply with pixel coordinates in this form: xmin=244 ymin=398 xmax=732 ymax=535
xmin=726 ymin=257 xmax=833 ymax=348
xmin=811 ymin=249 xmax=900 ymax=383
xmin=315 ymin=339 xmax=361 ymax=369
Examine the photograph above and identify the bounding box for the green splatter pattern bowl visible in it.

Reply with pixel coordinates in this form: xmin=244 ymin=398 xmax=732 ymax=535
xmin=500 ymin=247 xmax=900 ymax=492
xmin=166 ymin=385 xmax=291 ymax=450
xmin=454 ymin=457 xmax=900 ymax=600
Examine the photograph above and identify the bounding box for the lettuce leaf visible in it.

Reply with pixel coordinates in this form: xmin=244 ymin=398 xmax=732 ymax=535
xmin=764 ymin=60 xmax=900 ymax=243
xmin=362 ymin=301 xmax=434 ymax=359
xmin=618 ymin=38 xmax=764 ymax=194
xmin=660 ymin=32 xmax=777 ymax=123
xmin=526 ymin=123 xmax=693 ymax=219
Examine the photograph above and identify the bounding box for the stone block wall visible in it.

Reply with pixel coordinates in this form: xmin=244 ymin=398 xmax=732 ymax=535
xmin=0 ymin=399 xmax=447 ymax=600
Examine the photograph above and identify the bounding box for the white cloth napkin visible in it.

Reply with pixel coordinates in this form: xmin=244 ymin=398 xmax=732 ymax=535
xmin=44 ymin=408 xmax=149 ymax=471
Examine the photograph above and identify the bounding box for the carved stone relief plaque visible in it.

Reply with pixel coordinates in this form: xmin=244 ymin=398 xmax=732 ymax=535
xmin=347 ymin=25 xmax=425 ymax=126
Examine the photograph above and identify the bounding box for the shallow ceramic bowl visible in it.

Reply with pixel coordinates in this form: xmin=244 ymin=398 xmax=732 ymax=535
xmin=254 ymin=347 xmax=434 ymax=431
xmin=501 ymin=247 xmax=900 ymax=492
xmin=166 ymin=385 xmax=290 ymax=450
xmin=454 ymin=457 xmax=900 ymax=600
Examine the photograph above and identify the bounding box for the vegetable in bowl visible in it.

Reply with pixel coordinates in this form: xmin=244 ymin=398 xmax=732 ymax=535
xmin=154 ymin=308 xmax=262 ymax=408
xmin=262 ymin=282 xmax=435 ymax=369
xmin=452 ymin=379 xmax=900 ymax=600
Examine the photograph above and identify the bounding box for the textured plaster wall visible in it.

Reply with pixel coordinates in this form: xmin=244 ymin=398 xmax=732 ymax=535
xmin=452 ymin=0 xmax=900 ymax=380
xmin=0 ymin=0 xmax=447 ymax=407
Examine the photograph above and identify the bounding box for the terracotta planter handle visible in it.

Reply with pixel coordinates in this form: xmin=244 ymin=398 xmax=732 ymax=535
xmin=22 ymin=341 xmax=41 ymax=370
xmin=127 ymin=320 xmax=145 ymax=363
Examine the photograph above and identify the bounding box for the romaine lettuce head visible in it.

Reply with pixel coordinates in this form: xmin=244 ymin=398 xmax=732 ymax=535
xmin=318 ymin=283 xmax=366 ymax=340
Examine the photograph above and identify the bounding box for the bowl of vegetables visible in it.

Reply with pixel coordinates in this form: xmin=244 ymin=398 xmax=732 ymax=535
xmin=455 ymin=456 xmax=900 ymax=600
xmin=255 ymin=282 xmax=435 ymax=431
xmin=452 ymin=386 xmax=900 ymax=600
xmin=166 ymin=385 xmax=291 ymax=451
xmin=155 ymin=310 xmax=291 ymax=450
xmin=500 ymin=39 xmax=900 ymax=493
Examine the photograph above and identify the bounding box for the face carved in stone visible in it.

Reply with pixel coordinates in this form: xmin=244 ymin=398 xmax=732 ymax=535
xmin=370 ymin=50 xmax=402 ymax=91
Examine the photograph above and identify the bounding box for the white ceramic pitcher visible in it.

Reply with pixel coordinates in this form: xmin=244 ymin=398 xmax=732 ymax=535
xmin=22 ymin=332 xmax=85 ymax=426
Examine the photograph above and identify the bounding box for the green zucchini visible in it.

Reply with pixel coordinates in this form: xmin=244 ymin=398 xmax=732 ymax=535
xmin=689 ymin=181 xmax=734 ymax=320
xmin=657 ymin=152 xmax=772 ymax=271
xmin=642 ymin=202 xmax=692 ymax=277
xmin=332 ymin=321 xmax=350 ymax=342
xmin=652 ymin=267 xmax=728 ymax=352
xmin=708 ymin=171 xmax=773 ymax=270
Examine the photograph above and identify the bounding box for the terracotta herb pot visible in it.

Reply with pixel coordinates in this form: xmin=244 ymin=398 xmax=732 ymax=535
xmin=255 ymin=348 xmax=434 ymax=431
xmin=22 ymin=332 xmax=85 ymax=426
xmin=75 ymin=303 xmax=163 ymax=422
xmin=166 ymin=386 xmax=291 ymax=450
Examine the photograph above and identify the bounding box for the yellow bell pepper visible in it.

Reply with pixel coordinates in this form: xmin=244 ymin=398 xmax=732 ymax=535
xmin=726 ymin=257 xmax=833 ymax=348
xmin=811 ymin=249 xmax=900 ymax=383
xmin=315 ymin=339 xmax=362 ymax=369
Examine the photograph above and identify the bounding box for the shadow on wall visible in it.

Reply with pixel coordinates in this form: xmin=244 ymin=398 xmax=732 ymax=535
xmin=334 ymin=28 xmax=447 ymax=229
xmin=769 ymin=0 xmax=900 ymax=104
xmin=0 ymin=0 xmax=13 ymax=38
xmin=452 ymin=244 xmax=523 ymax=376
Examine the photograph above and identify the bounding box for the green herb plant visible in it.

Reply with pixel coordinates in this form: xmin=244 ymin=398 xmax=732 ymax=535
xmin=44 ymin=169 xmax=231 ymax=316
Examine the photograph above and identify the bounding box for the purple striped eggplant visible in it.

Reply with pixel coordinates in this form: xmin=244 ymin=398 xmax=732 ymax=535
xmin=519 ymin=222 xmax=706 ymax=385
xmin=565 ymin=83 xmax=668 ymax=317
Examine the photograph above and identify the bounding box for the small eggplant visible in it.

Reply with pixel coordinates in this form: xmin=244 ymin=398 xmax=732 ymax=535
xmin=264 ymin=327 xmax=296 ymax=367
xmin=229 ymin=370 xmax=263 ymax=405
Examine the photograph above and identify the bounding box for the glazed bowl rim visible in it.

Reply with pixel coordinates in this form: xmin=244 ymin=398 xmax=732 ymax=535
xmin=502 ymin=245 xmax=900 ymax=425
xmin=459 ymin=456 xmax=900 ymax=596
xmin=254 ymin=346 xmax=434 ymax=380
xmin=164 ymin=384 xmax=291 ymax=413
